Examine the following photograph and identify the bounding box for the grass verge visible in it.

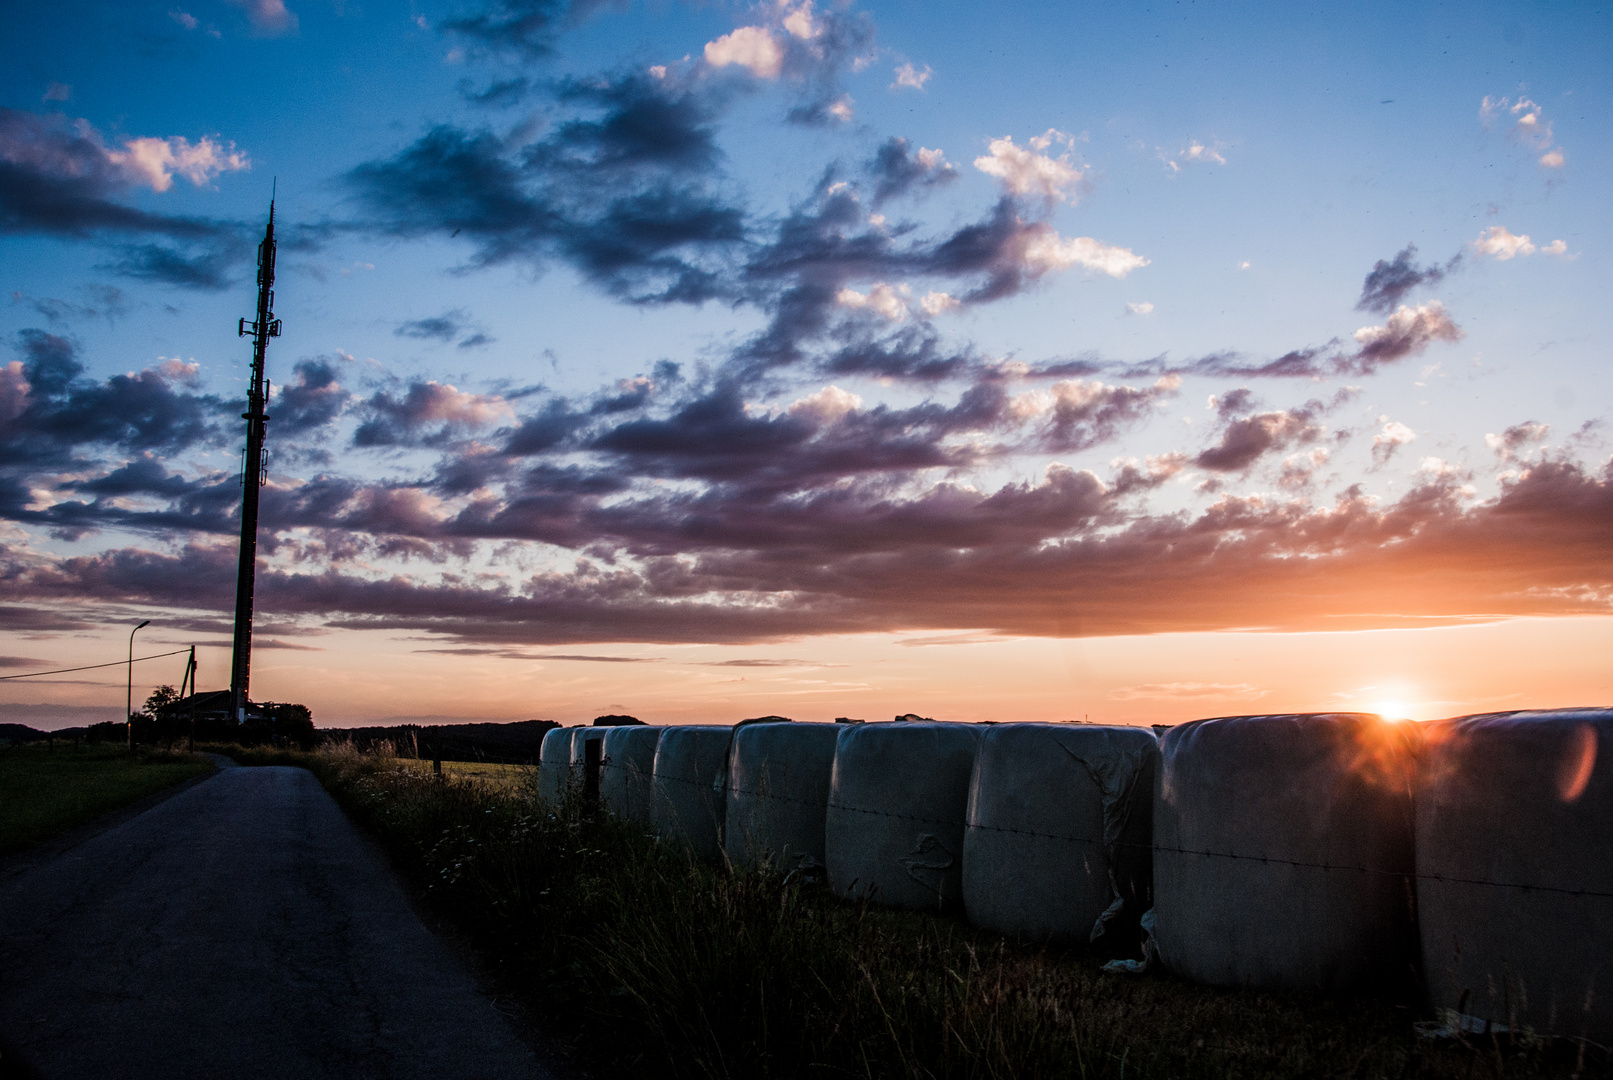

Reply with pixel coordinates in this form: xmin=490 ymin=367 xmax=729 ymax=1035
xmin=0 ymin=742 xmax=213 ymax=854
xmin=216 ymin=742 xmax=1602 ymax=1079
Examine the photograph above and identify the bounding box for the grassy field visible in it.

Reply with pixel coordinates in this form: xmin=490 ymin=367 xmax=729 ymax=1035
xmin=0 ymin=742 xmax=214 ymax=855
xmin=219 ymin=742 xmax=1603 ymax=1080
xmin=388 ymin=757 xmax=537 ymax=788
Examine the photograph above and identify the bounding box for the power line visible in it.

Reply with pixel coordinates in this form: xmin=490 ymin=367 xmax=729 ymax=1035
xmin=0 ymin=649 xmax=193 ymax=682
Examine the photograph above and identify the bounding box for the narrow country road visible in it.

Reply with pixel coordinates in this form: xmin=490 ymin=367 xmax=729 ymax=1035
xmin=0 ymin=760 xmax=558 ymax=1080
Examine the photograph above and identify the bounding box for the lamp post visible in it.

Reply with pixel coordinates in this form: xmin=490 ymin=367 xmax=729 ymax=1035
xmin=127 ymin=619 xmax=150 ymax=751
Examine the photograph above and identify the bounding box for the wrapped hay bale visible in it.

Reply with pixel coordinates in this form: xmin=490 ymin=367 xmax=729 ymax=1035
xmin=963 ymin=723 xmax=1157 ymax=945
xmin=652 ymin=725 xmax=734 ymax=861
xmin=724 ymin=722 xmax=840 ymax=873
xmin=538 ymin=726 xmax=572 ymax=804
xmin=601 ymin=725 xmax=662 ymax=826
xmin=1153 ymin=713 xmax=1417 ymax=990
xmin=827 ymin=722 xmax=982 ymax=911
xmin=1417 ymin=709 xmax=1612 ymax=1043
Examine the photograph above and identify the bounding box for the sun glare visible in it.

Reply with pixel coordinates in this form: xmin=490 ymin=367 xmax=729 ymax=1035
xmin=1373 ymin=701 xmax=1411 ymax=722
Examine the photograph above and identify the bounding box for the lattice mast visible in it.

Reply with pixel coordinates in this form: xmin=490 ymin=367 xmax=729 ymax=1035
xmin=229 ymin=200 xmax=280 ymax=721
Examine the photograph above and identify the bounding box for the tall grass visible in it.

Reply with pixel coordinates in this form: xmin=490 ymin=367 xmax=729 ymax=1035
xmin=218 ymin=742 xmax=1600 ymax=1079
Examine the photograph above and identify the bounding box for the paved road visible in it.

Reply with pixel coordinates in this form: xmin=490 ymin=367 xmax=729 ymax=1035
xmin=0 ymin=760 xmax=557 ymax=1080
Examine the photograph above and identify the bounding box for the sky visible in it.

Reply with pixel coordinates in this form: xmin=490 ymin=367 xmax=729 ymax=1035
xmin=1 ymin=0 xmax=1610 ymax=731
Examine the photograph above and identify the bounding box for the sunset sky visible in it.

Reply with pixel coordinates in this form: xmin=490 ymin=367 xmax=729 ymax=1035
xmin=2 ymin=0 xmax=1609 ymax=730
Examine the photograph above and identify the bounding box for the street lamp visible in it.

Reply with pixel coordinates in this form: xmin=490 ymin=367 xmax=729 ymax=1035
xmin=127 ymin=620 xmax=150 ymax=751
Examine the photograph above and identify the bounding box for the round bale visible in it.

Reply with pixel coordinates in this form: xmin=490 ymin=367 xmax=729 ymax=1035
xmin=724 ymin=722 xmax=840 ymax=873
xmin=827 ymin=722 xmax=982 ymax=911
xmin=964 ymin=723 xmax=1157 ymax=944
xmin=1153 ymin=713 xmax=1418 ymax=991
xmin=1417 ymin=709 xmax=1612 ymax=1043
xmin=538 ymin=726 xmax=572 ymax=804
xmin=601 ymin=725 xmax=662 ymax=826
xmin=652 ymin=725 xmax=733 ymax=861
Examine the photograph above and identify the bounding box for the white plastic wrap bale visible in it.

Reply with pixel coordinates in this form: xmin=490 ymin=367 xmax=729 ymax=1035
xmin=827 ymin=722 xmax=983 ymax=911
xmin=538 ymin=726 xmax=572 ymax=805
xmin=963 ymin=723 xmax=1157 ymax=944
xmin=724 ymin=723 xmax=841 ymax=873
xmin=1417 ymin=709 xmax=1612 ymax=1043
xmin=601 ymin=725 xmax=662 ymax=825
xmin=652 ymin=725 xmax=733 ymax=861
xmin=1153 ymin=713 xmax=1418 ymax=991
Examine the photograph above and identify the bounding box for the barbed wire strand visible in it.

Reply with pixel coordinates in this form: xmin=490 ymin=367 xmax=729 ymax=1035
xmin=573 ymin=758 xmax=1613 ymax=901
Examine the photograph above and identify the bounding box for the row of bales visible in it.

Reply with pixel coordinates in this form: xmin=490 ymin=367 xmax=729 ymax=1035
xmin=538 ymin=709 xmax=1611 ymax=1046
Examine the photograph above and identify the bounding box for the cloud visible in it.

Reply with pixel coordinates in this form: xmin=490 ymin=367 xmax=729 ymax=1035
xmin=705 ymin=25 xmax=784 ymax=78
xmin=170 ymin=9 xmax=199 ymax=29
xmin=1350 ymin=301 xmax=1463 ymax=372
xmin=1020 ymin=230 xmax=1148 ymax=278
xmin=867 ymin=137 xmax=956 ymax=205
xmin=919 ymin=291 xmax=959 ymax=316
xmin=106 ymin=135 xmax=250 ymax=193
xmin=1210 ymin=388 xmax=1258 ymax=420
xmin=225 ymin=0 xmax=298 ymax=35
xmin=273 ymin=358 xmax=351 ymax=432
xmin=353 ymin=381 xmax=515 ymax=447
xmin=1371 ymin=419 xmax=1416 ymax=467
xmin=1154 ymin=306 xmax=1462 ymax=382
xmin=836 ymin=282 xmax=909 ymax=321
xmin=11 ymin=452 xmax=1608 ymax=646
xmin=786 ymin=384 xmax=862 ymax=424
xmin=11 ymin=284 xmax=128 ymax=325
xmin=101 ymin=240 xmax=246 ymax=290
xmin=1473 ymin=225 xmax=1567 ymax=260
xmin=1485 ymin=421 xmax=1548 ymax=461
xmin=973 ymin=131 xmax=1084 ymax=203
xmin=396 ymin=310 xmax=477 ymax=343
xmin=1010 ymin=376 xmax=1179 ymax=453
xmin=1160 ymin=140 xmax=1226 ymax=172
xmin=347 ymin=73 xmax=744 ymax=303
xmin=1482 ymin=95 xmax=1566 ymax=172
xmin=1482 ymin=95 xmax=1554 ymax=147
xmin=0 ymin=333 xmax=239 ymax=537
xmin=1111 ymin=682 xmax=1262 ymax=700
xmin=1196 ymin=407 xmax=1324 ymax=473
xmin=42 ymin=83 xmax=71 ymax=103
xmin=0 ymin=109 xmax=250 ymax=286
xmin=700 ymin=658 xmax=836 ymax=667
xmin=1356 ymin=243 xmax=1459 ymax=314
xmin=1125 ymin=301 xmax=1154 ymax=316
xmin=891 ymin=62 xmax=932 ymax=90
xmin=438 ymin=0 xmax=589 ymax=58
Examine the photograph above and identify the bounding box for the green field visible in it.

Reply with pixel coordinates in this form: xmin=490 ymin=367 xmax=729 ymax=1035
xmin=0 ymin=742 xmax=214 ymax=855
xmin=390 ymin=757 xmax=537 ymax=788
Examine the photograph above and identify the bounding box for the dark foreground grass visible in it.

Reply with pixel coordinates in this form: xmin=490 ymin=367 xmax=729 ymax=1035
xmin=0 ymin=742 xmax=212 ymax=854
xmin=219 ymin=743 xmax=1604 ymax=1080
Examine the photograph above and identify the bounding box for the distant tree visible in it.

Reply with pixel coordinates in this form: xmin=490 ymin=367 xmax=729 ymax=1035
xmin=239 ymin=702 xmax=316 ymax=749
xmin=144 ymin=685 xmax=179 ymax=714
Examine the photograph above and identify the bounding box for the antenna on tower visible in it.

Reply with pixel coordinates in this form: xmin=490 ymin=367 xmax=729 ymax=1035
xmin=229 ymin=198 xmax=281 ymax=723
